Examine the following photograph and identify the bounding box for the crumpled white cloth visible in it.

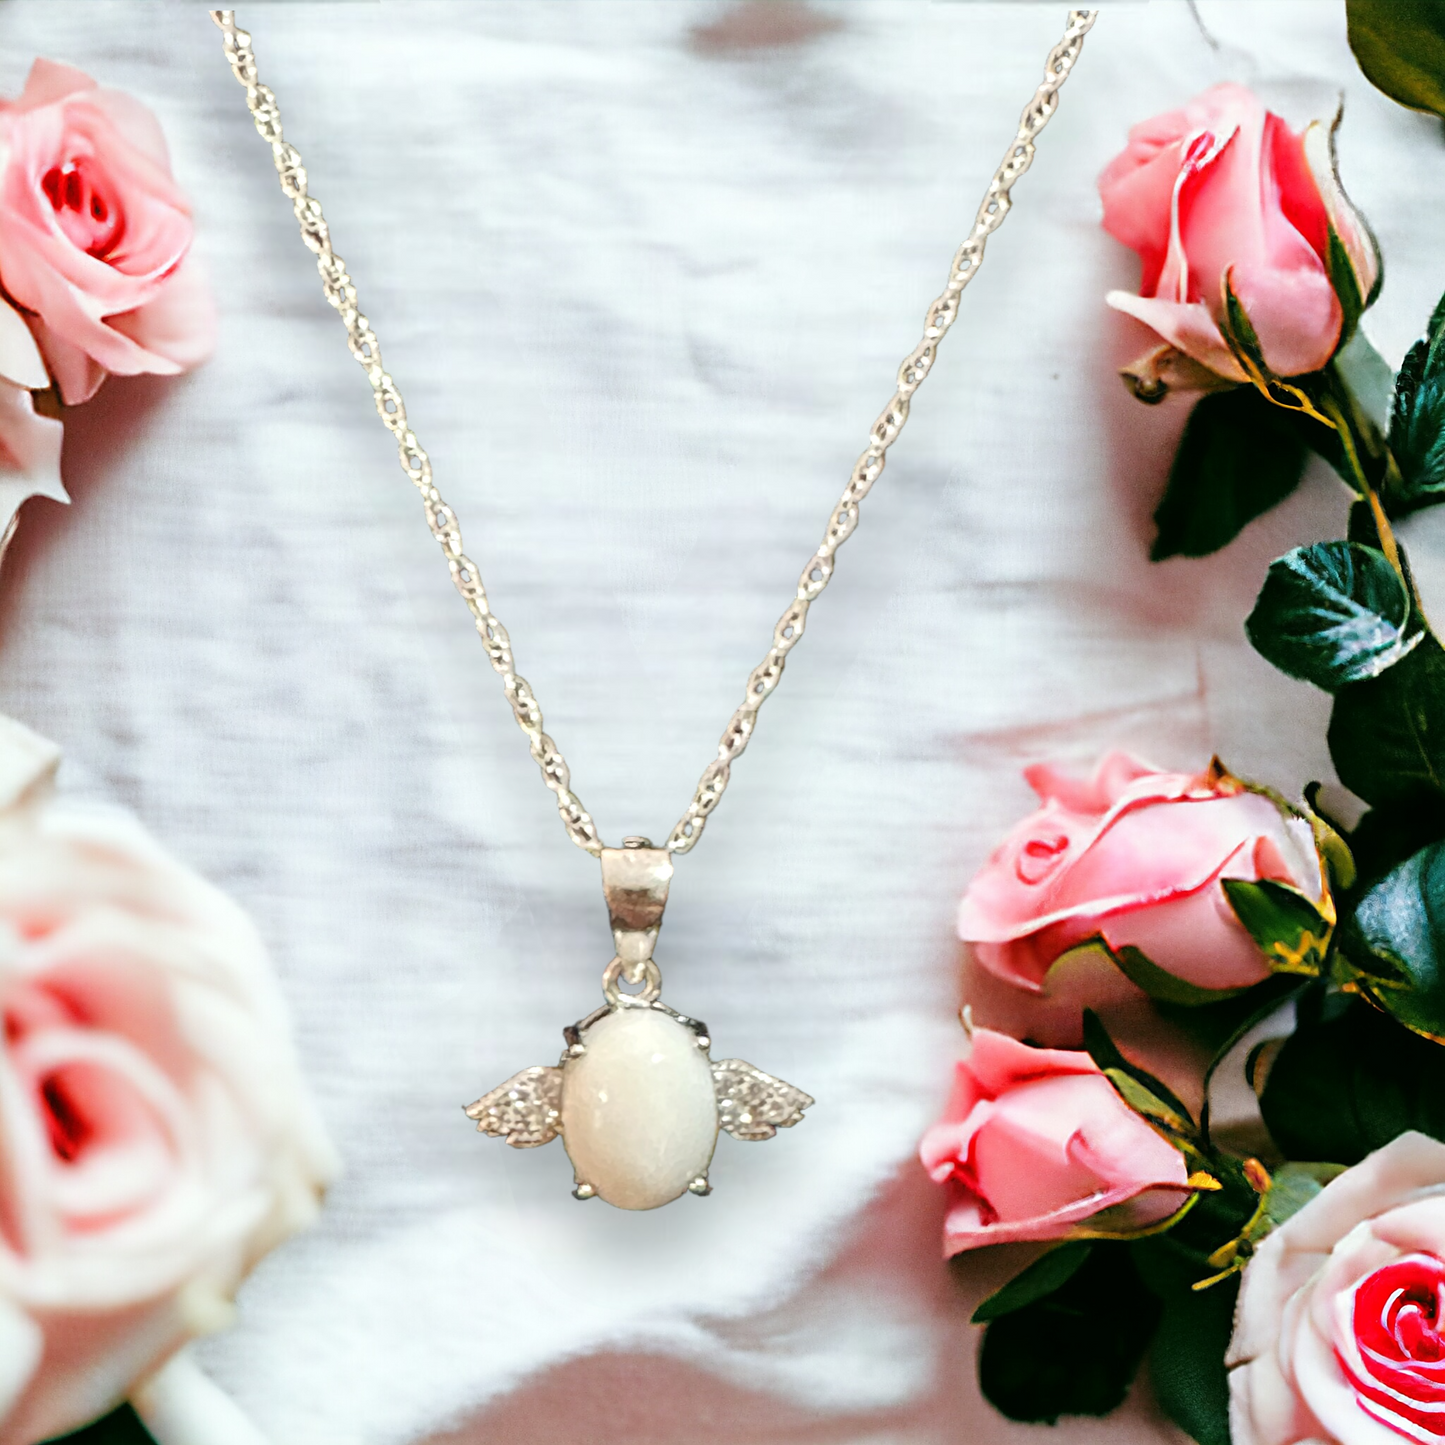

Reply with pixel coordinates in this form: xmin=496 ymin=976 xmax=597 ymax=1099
xmin=0 ymin=2 xmax=1440 ymax=1443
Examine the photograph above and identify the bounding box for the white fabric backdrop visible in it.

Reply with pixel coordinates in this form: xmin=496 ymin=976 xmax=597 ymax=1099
xmin=0 ymin=2 xmax=1442 ymax=1442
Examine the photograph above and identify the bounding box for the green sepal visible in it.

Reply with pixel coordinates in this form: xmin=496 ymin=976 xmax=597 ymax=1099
xmin=1150 ymin=387 xmax=1308 ymax=561
xmin=1245 ymin=541 xmax=1419 ymax=692
xmin=1196 ymin=1160 xmax=1348 ymax=1289
xmin=1221 ymin=877 xmax=1334 ymax=976
xmin=970 ymin=1241 xmax=1093 ymax=1324
xmin=978 ymin=1241 xmax=1162 ymax=1424
xmin=1327 ymin=229 xmax=1366 ymax=351
xmin=1064 ymin=937 xmax=1249 ymax=1008
xmin=1340 ymin=839 xmax=1445 ymax=1042
xmin=1347 ymin=0 xmax=1445 ymax=118
xmin=1082 ymin=1009 xmax=1197 ymax=1143
xmin=1304 ymin=783 xmax=1359 ymax=891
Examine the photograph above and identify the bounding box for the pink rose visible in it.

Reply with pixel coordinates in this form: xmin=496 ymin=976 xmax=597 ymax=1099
xmin=1100 ymin=83 xmax=1378 ymax=382
xmin=920 ymin=1026 xmax=1190 ymax=1256
xmin=0 ymin=59 xmax=215 ymax=405
xmin=958 ymin=753 xmax=1322 ymax=996
xmin=0 ymin=717 xmax=335 ymax=1441
xmin=1228 ymin=1132 xmax=1445 ymax=1445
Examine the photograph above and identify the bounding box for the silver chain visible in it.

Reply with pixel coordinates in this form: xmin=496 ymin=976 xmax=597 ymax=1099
xmin=210 ymin=8 xmax=1096 ymax=857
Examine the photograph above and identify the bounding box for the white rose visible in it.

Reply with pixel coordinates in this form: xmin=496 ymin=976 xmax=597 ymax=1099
xmin=0 ymin=717 xmax=335 ymax=1442
xmin=1228 ymin=1131 xmax=1445 ymax=1445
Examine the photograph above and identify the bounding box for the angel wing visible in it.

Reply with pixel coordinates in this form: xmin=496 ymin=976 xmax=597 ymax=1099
xmin=464 ymin=1065 xmax=563 ymax=1147
xmin=711 ymin=1059 xmax=814 ymax=1141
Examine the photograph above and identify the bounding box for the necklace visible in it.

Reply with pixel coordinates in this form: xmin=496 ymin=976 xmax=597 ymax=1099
xmin=209 ymin=6 xmax=1097 ymax=1211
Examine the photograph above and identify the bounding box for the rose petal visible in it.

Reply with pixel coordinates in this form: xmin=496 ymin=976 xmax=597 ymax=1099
xmin=0 ymin=296 xmax=48 ymax=390
xmin=1105 ymin=290 xmax=1248 ymax=381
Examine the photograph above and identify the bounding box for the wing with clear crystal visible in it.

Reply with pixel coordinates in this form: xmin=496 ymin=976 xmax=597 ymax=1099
xmin=711 ymin=1059 xmax=813 ymax=1141
xmin=464 ymin=1066 xmax=563 ymax=1147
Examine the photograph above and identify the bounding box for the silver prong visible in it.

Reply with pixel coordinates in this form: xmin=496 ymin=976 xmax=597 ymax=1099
xmin=573 ymin=1182 xmax=596 ymax=1201
xmin=695 ymin=1035 xmax=711 ymax=1050
xmin=688 ymin=1175 xmax=712 ymax=1196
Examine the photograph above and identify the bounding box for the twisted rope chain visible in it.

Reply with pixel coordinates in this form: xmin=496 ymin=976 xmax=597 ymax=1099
xmin=210 ymin=8 xmax=1096 ymax=857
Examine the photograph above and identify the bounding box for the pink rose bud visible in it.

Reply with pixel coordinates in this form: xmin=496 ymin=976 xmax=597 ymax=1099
xmin=920 ymin=1027 xmax=1191 ymax=1257
xmin=1228 ymin=1133 xmax=1445 ymax=1445
xmin=1099 ymin=83 xmax=1379 ymax=383
xmin=958 ymin=753 xmax=1323 ymax=995
xmin=0 ymin=60 xmax=216 ymax=404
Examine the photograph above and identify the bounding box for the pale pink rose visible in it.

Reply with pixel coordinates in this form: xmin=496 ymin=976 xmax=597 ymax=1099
xmin=1228 ymin=1132 xmax=1445 ymax=1445
xmin=958 ymin=753 xmax=1321 ymax=995
xmin=0 ymin=716 xmax=335 ymax=1443
xmin=0 ymin=59 xmax=216 ymax=405
xmin=1100 ymin=83 xmax=1379 ymax=381
xmin=919 ymin=1026 xmax=1190 ymax=1257
xmin=0 ymin=294 xmax=65 ymax=528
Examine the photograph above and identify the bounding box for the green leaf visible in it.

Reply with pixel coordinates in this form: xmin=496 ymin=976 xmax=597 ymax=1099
xmin=1082 ymin=1009 xmax=1196 ymax=1138
xmin=1260 ymin=1161 xmax=1348 ymax=1230
xmin=1148 ymin=1276 xmax=1238 ymax=1445
xmin=1245 ymin=541 xmax=1419 ymax=691
xmin=1151 ymin=387 xmax=1308 ymax=560
xmin=1259 ymin=990 xmax=1445 ymax=1164
xmin=1335 ymin=326 xmax=1396 ymax=435
xmin=1328 ymin=630 xmax=1445 ymax=811
xmin=978 ymin=1241 xmax=1162 ymax=1423
xmin=971 ymin=1241 xmax=1093 ymax=1324
xmin=1342 ymin=840 xmax=1445 ymax=1039
xmin=1347 ymin=797 xmax=1445 ymax=888
xmin=42 ymin=1406 xmax=158 ymax=1445
xmin=1388 ymin=287 xmax=1445 ymax=515
xmin=1347 ymin=0 xmax=1445 ymax=118
xmin=1221 ymin=877 xmax=1333 ymax=975
xmin=1073 ymin=937 xmax=1248 ymax=1007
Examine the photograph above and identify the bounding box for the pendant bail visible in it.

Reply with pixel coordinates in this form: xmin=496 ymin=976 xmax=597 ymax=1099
xmin=600 ymin=837 xmax=673 ymax=982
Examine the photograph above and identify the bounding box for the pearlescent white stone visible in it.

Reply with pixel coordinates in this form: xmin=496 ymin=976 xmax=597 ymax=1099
xmin=560 ymin=1007 xmax=718 ymax=1211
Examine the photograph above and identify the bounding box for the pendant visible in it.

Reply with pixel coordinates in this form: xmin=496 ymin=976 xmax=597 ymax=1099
xmin=465 ymin=840 xmax=813 ymax=1210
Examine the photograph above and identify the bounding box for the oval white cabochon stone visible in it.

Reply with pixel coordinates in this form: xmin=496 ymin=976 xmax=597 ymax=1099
xmin=560 ymin=1006 xmax=718 ymax=1210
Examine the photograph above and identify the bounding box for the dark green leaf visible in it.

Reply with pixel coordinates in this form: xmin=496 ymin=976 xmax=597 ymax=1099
xmin=1388 ymin=287 xmax=1445 ymax=514
xmin=971 ymin=1241 xmax=1093 ymax=1324
xmin=1328 ymin=630 xmax=1445 ymax=810
xmin=1148 ymin=1276 xmax=1238 ymax=1445
xmin=1343 ymin=840 xmax=1445 ymax=1038
xmin=978 ymin=1242 xmax=1161 ymax=1423
xmin=1151 ymin=387 xmax=1308 ymax=560
xmin=1259 ymin=991 xmax=1445 ymax=1163
xmin=1347 ymin=0 xmax=1445 ymax=117
xmin=1347 ymin=797 xmax=1445 ymax=887
xmin=42 ymin=1406 xmax=157 ymax=1445
xmin=1245 ymin=541 xmax=1418 ymax=691
xmin=1221 ymin=877 xmax=1333 ymax=975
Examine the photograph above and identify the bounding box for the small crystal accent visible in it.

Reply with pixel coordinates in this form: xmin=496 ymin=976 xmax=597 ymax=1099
xmin=711 ymin=1059 xmax=814 ymax=1141
xmin=464 ymin=1065 xmax=562 ymax=1147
